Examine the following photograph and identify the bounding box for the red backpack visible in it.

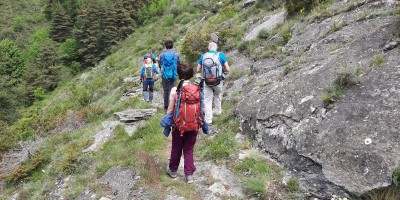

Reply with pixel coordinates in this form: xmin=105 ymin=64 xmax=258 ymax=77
xmin=173 ymin=83 xmax=204 ymax=136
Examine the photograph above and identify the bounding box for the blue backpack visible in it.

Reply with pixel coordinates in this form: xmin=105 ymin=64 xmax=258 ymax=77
xmin=162 ymin=54 xmax=177 ymax=79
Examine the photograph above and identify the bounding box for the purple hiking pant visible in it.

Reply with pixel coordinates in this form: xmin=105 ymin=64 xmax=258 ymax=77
xmin=169 ymin=128 xmax=197 ymax=176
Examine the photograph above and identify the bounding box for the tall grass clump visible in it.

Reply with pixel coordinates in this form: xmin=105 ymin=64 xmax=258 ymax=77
xmin=235 ymin=157 xmax=284 ymax=198
xmin=285 ymin=0 xmax=327 ymax=16
xmin=321 ymin=66 xmax=360 ymax=108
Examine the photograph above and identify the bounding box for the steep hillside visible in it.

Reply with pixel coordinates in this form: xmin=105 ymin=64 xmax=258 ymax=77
xmin=1 ymin=0 xmax=399 ymax=199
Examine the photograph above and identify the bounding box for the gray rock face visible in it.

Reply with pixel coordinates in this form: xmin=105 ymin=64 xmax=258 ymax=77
xmin=237 ymin=1 xmax=400 ymax=198
xmin=97 ymin=166 xmax=149 ymax=200
xmin=244 ymin=11 xmax=287 ymax=41
xmin=82 ymin=121 xmax=121 ymax=153
xmin=0 ymin=138 xmax=43 ymax=175
xmin=114 ymin=109 xmax=157 ymax=123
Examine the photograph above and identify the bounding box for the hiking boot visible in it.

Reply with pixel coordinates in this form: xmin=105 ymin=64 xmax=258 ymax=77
xmin=186 ymin=175 xmax=194 ymax=183
xmin=213 ymin=111 xmax=221 ymax=116
xmin=208 ymin=124 xmax=218 ymax=134
xmin=166 ymin=166 xmax=177 ymax=178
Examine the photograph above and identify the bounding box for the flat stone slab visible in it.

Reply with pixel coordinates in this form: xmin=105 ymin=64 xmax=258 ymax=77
xmin=244 ymin=11 xmax=286 ymax=41
xmin=114 ymin=109 xmax=157 ymax=123
xmin=82 ymin=121 xmax=121 ymax=153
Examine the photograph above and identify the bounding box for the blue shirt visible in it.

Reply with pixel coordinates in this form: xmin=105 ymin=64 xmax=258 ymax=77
xmin=140 ymin=64 xmax=159 ymax=83
xmin=198 ymin=50 xmax=228 ymax=66
xmin=160 ymin=49 xmax=180 ymax=67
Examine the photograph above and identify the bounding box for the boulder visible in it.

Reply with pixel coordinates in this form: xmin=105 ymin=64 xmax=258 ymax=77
xmin=243 ymin=0 xmax=256 ymax=8
xmin=237 ymin=1 xmax=400 ymax=198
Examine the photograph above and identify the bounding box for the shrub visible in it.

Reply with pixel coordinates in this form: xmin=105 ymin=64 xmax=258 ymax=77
xmin=333 ymin=66 xmax=360 ymax=88
xmin=258 ymin=29 xmax=270 ymax=39
xmin=33 ymin=88 xmax=46 ymax=101
xmin=321 ymin=66 xmax=360 ymax=108
xmin=202 ymin=131 xmax=237 ymax=160
xmin=370 ymin=54 xmax=385 ymax=68
xmin=285 ymin=0 xmax=326 ymax=16
xmin=243 ymin=177 xmax=267 ymax=198
xmin=287 ymin=177 xmax=300 ymax=192
xmin=58 ymin=38 xmax=79 ymax=64
xmin=164 ymin=14 xmax=175 ymax=27
xmin=238 ymin=41 xmax=250 ymax=52
xmin=181 ymin=27 xmax=210 ymax=63
xmin=393 ymin=167 xmax=400 ymax=186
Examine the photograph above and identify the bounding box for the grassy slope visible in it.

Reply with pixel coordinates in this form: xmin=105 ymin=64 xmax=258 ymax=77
xmin=5 ymin=0 xmax=398 ymax=199
xmin=0 ymin=0 xmax=48 ymax=47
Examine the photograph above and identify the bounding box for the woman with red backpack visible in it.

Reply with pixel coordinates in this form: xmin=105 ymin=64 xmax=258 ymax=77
xmin=161 ymin=63 xmax=208 ymax=183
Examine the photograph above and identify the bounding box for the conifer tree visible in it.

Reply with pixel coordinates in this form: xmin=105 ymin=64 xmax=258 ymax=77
xmin=114 ymin=2 xmax=135 ymax=40
xmin=75 ymin=0 xmax=103 ymax=67
xmin=24 ymin=42 xmax=60 ymax=102
xmin=0 ymin=39 xmax=25 ymax=80
xmin=100 ymin=2 xmax=119 ymax=57
xmin=51 ymin=2 xmax=73 ymax=42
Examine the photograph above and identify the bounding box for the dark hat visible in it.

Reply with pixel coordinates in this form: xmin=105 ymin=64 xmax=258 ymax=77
xmin=143 ymin=55 xmax=149 ymax=59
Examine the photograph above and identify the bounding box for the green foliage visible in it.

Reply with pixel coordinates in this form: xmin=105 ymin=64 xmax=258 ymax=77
xmin=236 ymin=158 xmax=271 ymax=175
xmin=0 ymin=121 xmax=17 ymax=154
xmin=333 ymin=66 xmax=360 ymax=88
xmin=58 ymin=38 xmax=79 ymax=64
xmin=26 ymin=28 xmax=53 ymax=63
xmin=2 ymin=149 xmax=49 ymax=183
xmin=201 ymin=131 xmax=237 ymax=160
xmin=327 ymin=20 xmax=346 ymax=35
xmin=33 ymin=88 xmax=46 ymax=102
xmin=12 ymin=16 xmax=25 ymax=32
xmin=212 ymin=4 xmax=237 ymax=24
xmin=285 ymin=0 xmax=326 ymax=16
xmin=0 ymin=75 xmax=24 ymax=123
xmin=393 ymin=167 xmax=400 ymax=186
xmin=138 ymin=0 xmax=172 ymax=24
xmin=164 ymin=14 xmax=175 ymax=27
xmin=181 ymin=27 xmax=210 ymax=64
xmin=321 ymin=67 xmax=360 ymax=107
xmin=243 ymin=177 xmax=267 ymax=198
xmin=369 ymin=53 xmax=385 ymax=68
xmin=283 ymin=61 xmax=300 ymax=76
xmin=367 ymin=185 xmax=400 ymax=200
xmin=0 ymin=39 xmax=26 ymax=79
xmin=255 ymin=0 xmax=283 ymax=10
xmin=50 ymin=2 xmax=73 ymax=43
xmin=258 ymin=29 xmax=270 ymax=39
xmin=287 ymin=177 xmax=300 ymax=192
xmin=25 ymin=41 xmax=61 ymax=103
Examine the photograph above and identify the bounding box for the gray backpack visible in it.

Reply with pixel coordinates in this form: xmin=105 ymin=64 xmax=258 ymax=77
xmin=202 ymin=52 xmax=223 ymax=86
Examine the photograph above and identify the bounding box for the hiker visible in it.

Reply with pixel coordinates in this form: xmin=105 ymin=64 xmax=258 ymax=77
xmin=161 ymin=63 xmax=208 ymax=183
xmin=147 ymin=49 xmax=159 ymax=69
xmin=159 ymin=39 xmax=180 ymax=111
xmin=140 ymin=56 xmax=159 ymax=103
xmin=196 ymin=42 xmax=230 ymax=125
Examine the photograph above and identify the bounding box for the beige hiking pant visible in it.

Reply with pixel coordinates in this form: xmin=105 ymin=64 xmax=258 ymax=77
xmin=204 ymin=81 xmax=223 ymax=124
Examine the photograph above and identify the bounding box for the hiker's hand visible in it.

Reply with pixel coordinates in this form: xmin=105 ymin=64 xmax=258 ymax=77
xmin=194 ymin=73 xmax=202 ymax=85
xmin=222 ymin=72 xmax=229 ymax=80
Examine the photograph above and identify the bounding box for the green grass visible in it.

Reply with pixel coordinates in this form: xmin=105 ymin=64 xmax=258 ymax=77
xmin=329 ymin=43 xmax=344 ymax=52
xmin=321 ymin=66 xmax=360 ymax=108
xmin=287 ymin=177 xmax=300 ymax=192
xmin=234 ymin=157 xmax=284 ymax=198
xmin=369 ymin=53 xmax=385 ymax=68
